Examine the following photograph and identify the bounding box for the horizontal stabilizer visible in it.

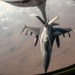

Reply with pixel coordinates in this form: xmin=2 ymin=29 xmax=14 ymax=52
xmin=52 ymin=23 xmax=59 ymax=26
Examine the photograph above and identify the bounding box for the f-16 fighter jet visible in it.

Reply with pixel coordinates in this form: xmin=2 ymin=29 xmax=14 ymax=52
xmin=21 ymin=16 xmax=73 ymax=73
xmin=2 ymin=0 xmax=74 ymax=73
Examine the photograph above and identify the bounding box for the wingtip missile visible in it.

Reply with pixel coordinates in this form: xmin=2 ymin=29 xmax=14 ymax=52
xmin=20 ymin=25 xmax=27 ymax=34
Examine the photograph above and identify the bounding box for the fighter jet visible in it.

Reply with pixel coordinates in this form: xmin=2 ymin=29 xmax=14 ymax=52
xmin=20 ymin=16 xmax=73 ymax=73
xmin=2 ymin=0 xmax=74 ymax=73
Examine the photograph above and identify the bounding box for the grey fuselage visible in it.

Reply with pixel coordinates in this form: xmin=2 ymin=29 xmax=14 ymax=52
xmin=40 ymin=26 xmax=55 ymax=72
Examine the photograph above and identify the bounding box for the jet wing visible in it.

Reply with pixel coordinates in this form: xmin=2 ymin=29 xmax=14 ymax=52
xmin=53 ymin=28 xmax=72 ymax=36
xmin=21 ymin=25 xmax=41 ymax=35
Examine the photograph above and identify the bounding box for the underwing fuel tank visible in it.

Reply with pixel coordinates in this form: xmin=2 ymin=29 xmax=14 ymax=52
xmin=2 ymin=0 xmax=46 ymax=7
xmin=56 ymin=36 xmax=60 ymax=48
xmin=34 ymin=35 xmax=39 ymax=46
xmin=30 ymin=32 xmax=33 ymax=36
xmin=25 ymin=30 xmax=28 ymax=35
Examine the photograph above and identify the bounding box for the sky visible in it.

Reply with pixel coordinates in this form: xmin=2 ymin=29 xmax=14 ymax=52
xmin=0 ymin=0 xmax=75 ymax=75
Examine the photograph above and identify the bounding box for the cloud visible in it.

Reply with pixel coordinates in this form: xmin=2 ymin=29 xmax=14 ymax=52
xmin=66 ymin=2 xmax=72 ymax=5
xmin=71 ymin=4 xmax=75 ymax=6
xmin=3 ymin=27 xmax=9 ymax=30
xmin=59 ymin=12 xmax=64 ymax=15
xmin=66 ymin=1 xmax=75 ymax=6
xmin=0 ymin=12 xmax=5 ymax=16
xmin=1 ymin=17 xmax=13 ymax=22
xmin=49 ymin=2 xmax=54 ymax=5
xmin=29 ymin=14 xmax=37 ymax=17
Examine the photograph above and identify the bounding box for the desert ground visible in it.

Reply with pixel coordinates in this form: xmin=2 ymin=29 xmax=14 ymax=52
xmin=0 ymin=0 xmax=75 ymax=75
